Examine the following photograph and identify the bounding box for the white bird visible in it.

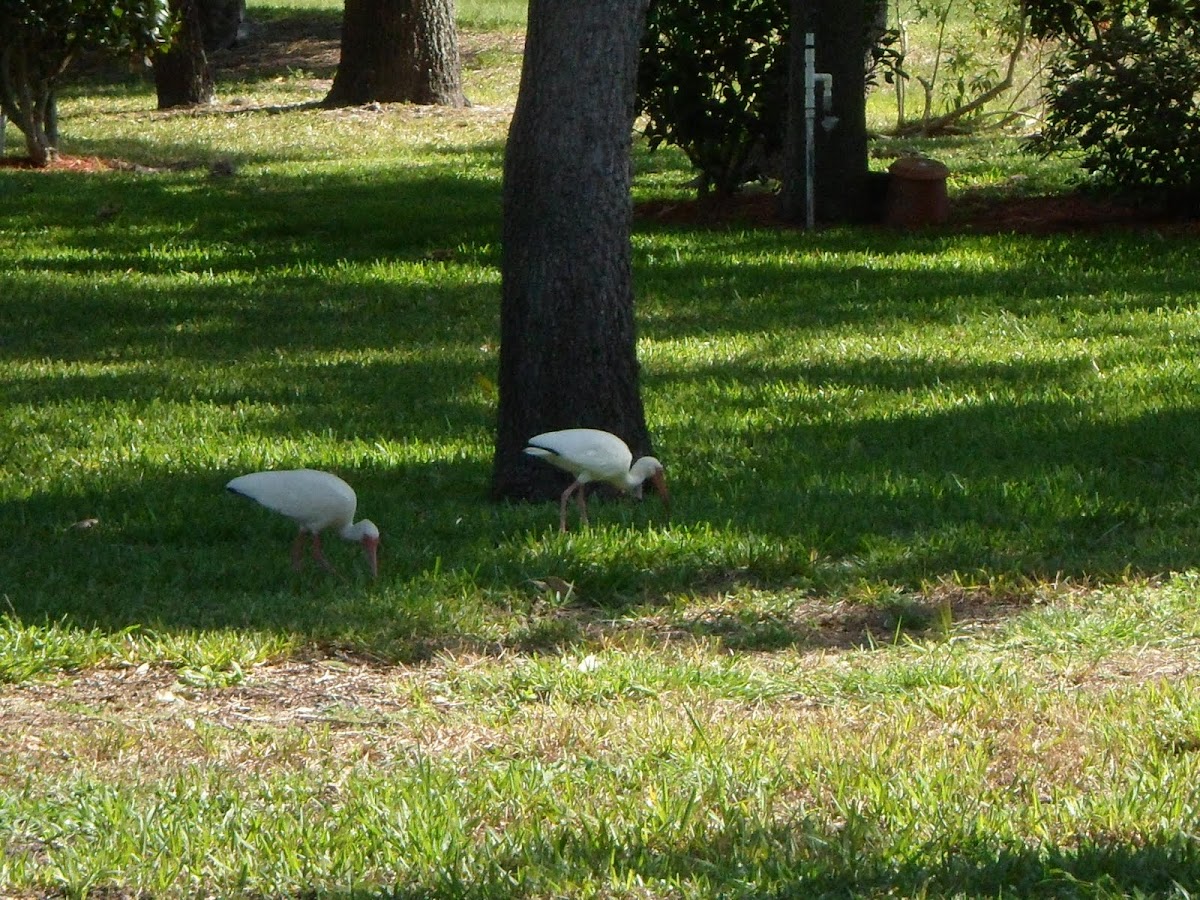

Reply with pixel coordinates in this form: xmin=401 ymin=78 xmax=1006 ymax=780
xmin=226 ymin=469 xmax=379 ymax=577
xmin=524 ymin=428 xmax=669 ymax=532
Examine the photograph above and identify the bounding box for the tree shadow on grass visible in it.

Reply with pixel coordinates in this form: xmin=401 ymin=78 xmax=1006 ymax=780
xmin=4 ymin=367 xmax=1198 ymax=649
xmin=2 ymin=162 xmax=501 ymax=285
xmin=231 ymin=825 xmax=1200 ymax=899
xmin=635 ymin=225 xmax=1200 ymax=343
xmin=489 ymin=825 xmax=1200 ymax=900
xmin=651 ymin=395 xmax=1200 ymax=585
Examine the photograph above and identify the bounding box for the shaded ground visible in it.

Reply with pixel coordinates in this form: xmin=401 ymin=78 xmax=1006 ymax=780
xmin=635 ymin=185 xmax=1200 ymax=235
xmin=211 ymin=6 xmax=343 ymax=79
xmin=950 ymin=188 xmax=1200 ymax=234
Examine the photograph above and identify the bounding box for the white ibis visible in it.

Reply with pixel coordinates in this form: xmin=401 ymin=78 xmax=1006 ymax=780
xmin=226 ymin=469 xmax=379 ymax=577
xmin=524 ymin=428 xmax=669 ymax=532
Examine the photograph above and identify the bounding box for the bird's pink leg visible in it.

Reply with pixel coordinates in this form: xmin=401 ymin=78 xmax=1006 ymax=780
xmin=557 ymin=481 xmax=590 ymax=531
xmin=575 ymin=486 xmax=590 ymax=528
xmin=559 ymin=484 xmax=574 ymax=532
xmin=291 ymin=532 xmax=307 ymax=571
xmin=309 ymin=533 xmax=339 ymax=574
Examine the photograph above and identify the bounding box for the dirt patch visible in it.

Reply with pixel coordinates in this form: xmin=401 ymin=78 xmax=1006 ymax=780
xmin=5 ymin=609 xmax=1199 ymax=781
xmin=209 ymin=9 xmax=342 ymax=80
xmin=0 ymin=655 xmax=510 ymax=784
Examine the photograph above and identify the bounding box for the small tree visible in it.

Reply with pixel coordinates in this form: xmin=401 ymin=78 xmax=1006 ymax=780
xmin=0 ymin=0 xmax=170 ymax=166
xmin=890 ymin=0 xmax=1032 ymax=136
xmin=1026 ymin=0 xmax=1200 ymax=199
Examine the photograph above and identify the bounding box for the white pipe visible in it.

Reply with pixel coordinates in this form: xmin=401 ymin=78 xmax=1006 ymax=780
xmin=804 ymin=32 xmax=815 ymax=230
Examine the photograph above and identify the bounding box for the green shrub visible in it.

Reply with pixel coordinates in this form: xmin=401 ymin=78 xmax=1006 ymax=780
xmin=636 ymin=0 xmax=790 ymax=196
xmin=1027 ymin=2 xmax=1200 ymax=202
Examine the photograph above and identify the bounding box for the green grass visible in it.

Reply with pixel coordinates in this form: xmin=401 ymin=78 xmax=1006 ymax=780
xmin=246 ymin=0 xmax=526 ymax=30
xmin=3 ymin=6 xmax=1200 ymax=898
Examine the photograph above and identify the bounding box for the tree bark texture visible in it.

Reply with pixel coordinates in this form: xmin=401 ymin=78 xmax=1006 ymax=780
xmin=325 ymin=0 xmax=464 ymax=107
xmin=154 ymin=0 xmax=216 ymax=109
xmin=491 ymin=0 xmax=653 ymax=502
xmin=782 ymin=0 xmax=873 ymax=224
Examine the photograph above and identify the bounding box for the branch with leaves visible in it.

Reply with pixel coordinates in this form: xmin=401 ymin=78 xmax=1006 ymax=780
xmin=888 ymin=0 xmax=1036 ymax=137
xmin=898 ymin=8 xmax=1030 ymax=135
xmin=0 ymin=0 xmax=170 ymax=165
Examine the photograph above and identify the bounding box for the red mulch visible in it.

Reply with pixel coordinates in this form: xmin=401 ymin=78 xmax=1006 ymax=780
xmin=0 ymin=154 xmax=118 ymax=172
xmin=635 ymin=186 xmax=1200 ymax=235
xmin=952 ymin=190 xmax=1200 ymax=235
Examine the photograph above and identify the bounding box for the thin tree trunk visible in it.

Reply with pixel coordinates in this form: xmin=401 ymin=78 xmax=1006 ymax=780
xmin=325 ymin=0 xmax=463 ymax=107
xmin=6 ymin=47 xmax=54 ymax=166
xmin=491 ymin=0 xmax=653 ymax=501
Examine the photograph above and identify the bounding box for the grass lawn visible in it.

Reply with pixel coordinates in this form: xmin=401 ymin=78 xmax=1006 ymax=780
xmin=3 ymin=3 xmax=1200 ymax=897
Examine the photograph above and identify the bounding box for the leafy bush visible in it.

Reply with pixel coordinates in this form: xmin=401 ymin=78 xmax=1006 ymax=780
xmin=1027 ymin=0 xmax=1200 ymax=201
xmin=636 ymin=0 xmax=790 ymax=196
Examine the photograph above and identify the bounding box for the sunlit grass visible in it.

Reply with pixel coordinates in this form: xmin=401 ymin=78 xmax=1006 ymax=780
xmin=6 ymin=579 xmax=1200 ymax=897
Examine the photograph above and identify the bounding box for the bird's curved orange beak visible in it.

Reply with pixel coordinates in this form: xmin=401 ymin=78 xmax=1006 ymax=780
xmin=363 ymin=535 xmax=379 ymax=578
xmin=649 ymin=469 xmax=670 ymax=520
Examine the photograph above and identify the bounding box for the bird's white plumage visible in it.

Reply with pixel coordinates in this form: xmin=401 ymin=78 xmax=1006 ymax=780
xmin=226 ymin=469 xmax=379 ymax=576
xmin=525 ymin=428 xmax=636 ymax=488
xmin=227 ymin=469 xmax=358 ymax=533
xmin=524 ymin=428 xmax=669 ymax=531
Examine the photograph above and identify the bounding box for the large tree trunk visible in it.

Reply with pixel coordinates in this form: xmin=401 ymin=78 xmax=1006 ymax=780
xmin=325 ymin=0 xmax=464 ymax=107
xmin=491 ymin=0 xmax=653 ymax=502
xmin=782 ymin=0 xmax=873 ymax=224
xmin=154 ymin=0 xmax=216 ymax=109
